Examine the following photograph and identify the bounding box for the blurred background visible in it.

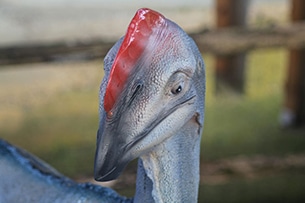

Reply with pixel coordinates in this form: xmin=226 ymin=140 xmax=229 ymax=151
xmin=1 ymin=0 xmax=305 ymax=202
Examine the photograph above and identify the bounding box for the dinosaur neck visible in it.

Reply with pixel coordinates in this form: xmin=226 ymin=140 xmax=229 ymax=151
xmin=134 ymin=116 xmax=202 ymax=203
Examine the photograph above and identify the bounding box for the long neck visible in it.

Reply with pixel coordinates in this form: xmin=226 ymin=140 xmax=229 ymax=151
xmin=134 ymin=116 xmax=202 ymax=203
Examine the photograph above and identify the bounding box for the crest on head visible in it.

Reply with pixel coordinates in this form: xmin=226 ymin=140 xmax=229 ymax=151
xmin=104 ymin=8 xmax=167 ymax=115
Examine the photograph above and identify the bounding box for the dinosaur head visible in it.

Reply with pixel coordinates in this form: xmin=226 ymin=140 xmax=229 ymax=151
xmin=94 ymin=8 xmax=205 ymax=181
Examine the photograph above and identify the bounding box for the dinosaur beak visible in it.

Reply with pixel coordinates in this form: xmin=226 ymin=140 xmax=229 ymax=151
xmin=94 ymin=114 xmax=131 ymax=182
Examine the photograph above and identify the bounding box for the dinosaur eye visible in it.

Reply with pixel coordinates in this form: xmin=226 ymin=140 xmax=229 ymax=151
xmin=167 ymin=71 xmax=190 ymax=96
xmin=171 ymin=85 xmax=182 ymax=95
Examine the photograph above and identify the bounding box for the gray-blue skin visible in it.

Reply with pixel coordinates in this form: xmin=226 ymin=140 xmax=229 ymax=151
xmin=95 ymin=18 xmax=205 ymax=202
xmin=0 ymin=14 xmax=205 ymax=203
xmin=0 ymin=139 xmax=131 ymax=203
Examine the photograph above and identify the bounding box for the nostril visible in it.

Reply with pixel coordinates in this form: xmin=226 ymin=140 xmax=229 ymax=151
xmin=129 ymin=81 xmax=144 ymax=105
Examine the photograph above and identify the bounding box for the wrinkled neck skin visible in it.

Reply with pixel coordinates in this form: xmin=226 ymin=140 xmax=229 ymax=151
xmin=134 ymin=116 xmax=202 ymax=203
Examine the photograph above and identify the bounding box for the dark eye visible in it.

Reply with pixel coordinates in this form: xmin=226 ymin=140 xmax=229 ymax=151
xmin=171 ymin=85 xmax=183 ymax=95
xmin=167 ymin=71 xmax=190 ymax=96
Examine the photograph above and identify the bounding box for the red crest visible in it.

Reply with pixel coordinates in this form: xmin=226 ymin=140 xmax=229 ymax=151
xmin=104 ymin=8 xmax=166 ymax=114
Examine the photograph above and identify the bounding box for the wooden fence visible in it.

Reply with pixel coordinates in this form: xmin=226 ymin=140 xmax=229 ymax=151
xmin=212 ymin=0 xmax=305 ymax=128
xmin=1 ymin=23 xmax=305 ymax=64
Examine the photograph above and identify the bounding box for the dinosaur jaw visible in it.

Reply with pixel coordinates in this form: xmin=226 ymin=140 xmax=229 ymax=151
xmin=94 ymin=95 xmax=196 ymax=182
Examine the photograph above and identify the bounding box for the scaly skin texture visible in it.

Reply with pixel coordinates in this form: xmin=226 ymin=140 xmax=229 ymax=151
xmin=134 ymin=115 xmax=202 ymax=203
xmin=95 ymin=8 xmax=205 ymax=202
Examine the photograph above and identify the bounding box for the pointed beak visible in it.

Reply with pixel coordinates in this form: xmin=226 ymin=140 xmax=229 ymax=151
xmin=94 ymin=117 xmax=130 ymax=181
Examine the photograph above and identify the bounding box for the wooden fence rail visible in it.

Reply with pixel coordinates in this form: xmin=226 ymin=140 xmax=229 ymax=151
xmin=0 ymin=40 xmax=114 ymax=65
xmin=193 ymin=22 xmax=305 ymax=55
xmin=1 ymin=22 xmax=305 ymax=65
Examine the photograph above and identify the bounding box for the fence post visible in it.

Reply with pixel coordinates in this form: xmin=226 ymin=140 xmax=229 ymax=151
xmin=281 ymin=0 xmax=305 ymax=127
xmin=214 ymin=0 xmax=249 ymax=94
